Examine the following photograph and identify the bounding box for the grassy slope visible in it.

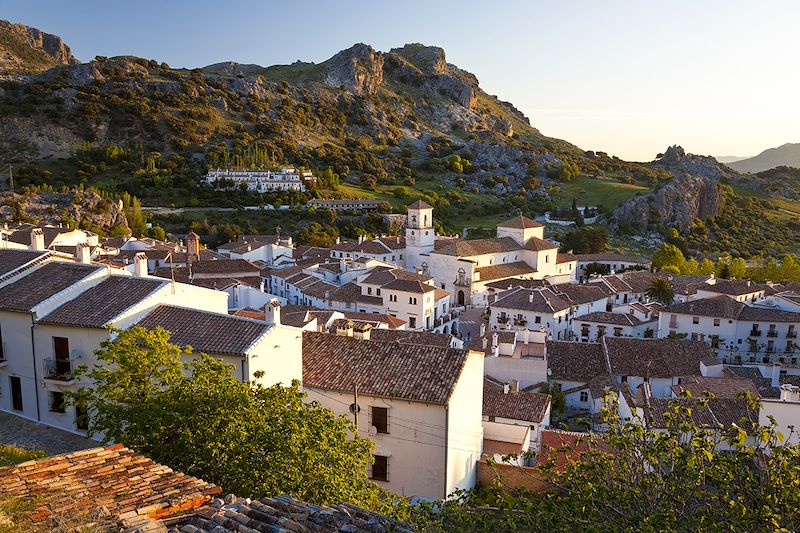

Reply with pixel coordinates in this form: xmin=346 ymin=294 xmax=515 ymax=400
xmin=552 ymin=175 xmax=649 ymax=210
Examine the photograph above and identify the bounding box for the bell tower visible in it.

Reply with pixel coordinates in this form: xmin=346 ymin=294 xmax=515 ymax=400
xmin=405 ymin=200 xmax=435 ymax=269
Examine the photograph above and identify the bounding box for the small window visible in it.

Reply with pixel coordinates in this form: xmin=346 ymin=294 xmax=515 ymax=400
xmin=692 ymin=316 xmax=699 ymax=325
xmin=376 ymin=288 xmax=381 ymax=296
xmin=371 ymin=455 xmax=389 ymax=481
xmin=535 ymin=316 xmax=541 ymax=324
xmin=371 ymin=406 xmax=389 ymax=434
xmin=367 ymin=287 xmax=372 ymax=295
xmin=409 ymin=317 xmax=417 ymax=329
xmin=580 ymin=391 xmax=589 ymax=402
xmin=713 ymin=318 xmax=720 ymax=327
xmin=49 ymin=391 xmax=66 ymax=413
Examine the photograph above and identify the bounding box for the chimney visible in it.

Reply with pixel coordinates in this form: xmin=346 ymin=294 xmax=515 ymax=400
xmin=492 ymin=332 xmax=498 ymax=348
xmin=354 ymin=324 xmax=372 ymax=341
xmin=524 ymin=329 xmax=530 ymax=345
xmin=30 ymin=228 xmax=45 ymax=251
xmin=479 ymin=322 xmax=486 ymax=337
xmin=266 ymin=298 xmax=281 ymax=325
xmin=482 ymin=336 xmax=488 ymax=350
xmin=133 ymin=252 xmax=148 ymax=277
xmin=396 ymin=236 xmax=400 ymax=244
xmin=503 ymin=383 xmax=510 ymax=395
xmin=186 ymin=232 xmax=200 ymax=262
xmin=529 ymin=292 xmax=534 ymax=303
xmin=780 ymin=384 xmax=800 ymax=403
xmin=771 ymin=364 xmax=781 ymax=388
xmin=511 ymin=379 xmax=520 ymax=393
xmin=76 ymin=243 xmax=91 ymax=264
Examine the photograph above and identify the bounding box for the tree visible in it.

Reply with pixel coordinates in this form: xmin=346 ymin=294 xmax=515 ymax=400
xmin=121 ymin=192 xmax=146 ymax=237
xmin=652 ymin=243 xmax=685 ymax=272
xmin=148 ymin=226 xmax=166 ymax=241
xmin=414 ymin=393 xmax=800 ymax=532
xmin=646 ymin=276 xmax=675 ymax=304
xmin=72 ymin=327 xmax=394 ymax=511
xmin=559 ymin=227 xmax=608 ymax=254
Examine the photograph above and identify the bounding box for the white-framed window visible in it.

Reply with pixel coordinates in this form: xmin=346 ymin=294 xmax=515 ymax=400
xmin=580 ymin=391 xmax=589 ymax=402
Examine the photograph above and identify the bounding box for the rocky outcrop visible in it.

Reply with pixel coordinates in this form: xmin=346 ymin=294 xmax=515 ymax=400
xmin=654 ymin=145 xmax=738 ymax=182
xmin=322 ymin=43 xmax=383 ymax=96
xmin=0 ymin=20 xmax=78 ymax=73
xmin=0 ymin=189 xmax=130 ymax=234
xmin=611 ymin=173 xmax=723 ymax=230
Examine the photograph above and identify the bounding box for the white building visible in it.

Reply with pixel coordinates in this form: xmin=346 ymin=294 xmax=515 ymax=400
xmin=482 ymin=377 xmax=551 ymax=458
xmin=217 ymin=234 xmax=294 ymax=265
xmin=403 ymin=200 xmax=577 ymax=307
xmin=302 ymin=332 xmax=484 ymax=499
xmin=204 ymin=167 xmax=315 ymax=192
xmin=572 ymin=311 xmax=657 ymax=342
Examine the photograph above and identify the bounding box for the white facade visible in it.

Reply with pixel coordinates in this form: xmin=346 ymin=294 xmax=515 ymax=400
xmin=204 ymin=168 xmax=315 ymax=193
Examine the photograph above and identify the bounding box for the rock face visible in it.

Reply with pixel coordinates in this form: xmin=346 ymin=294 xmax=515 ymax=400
xmin=653 ymin=145 xmax=737 ymax=182
xmin=0 ymin=20 xmax=78 ymax=73
xmin=322 ymin=43 xmax=384 ymax=96
xmin=612 ymin=173 xmax=723 ymax=230
xmin=0 ymin=190 xmax=130 ymax=234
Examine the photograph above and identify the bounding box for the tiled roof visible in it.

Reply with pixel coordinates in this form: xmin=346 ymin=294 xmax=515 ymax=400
xmin=725 ymin=366 xmax=779 ymax=398
xmin=153 ymin=266 xmax=191 ymax=283
xmin=368 ymin=328 xmax=456 ymax=348
xmin=476 ymin=261 xmax=537 ymax=282
xmin=138 ymin=305 xmax=269 ymax=357
xmin=604 ymin=337 xmax=715 ymax=378
xmin=547 ymin=341 xmax=608 ymax=382
xmin=407 ymin=199 xmax=433 ymax=209
xmin=492 ymin=287 xmax=571 ymax=313
xmin=644 ymin=397 xmax=757 ymax=429
xmin=342 ymin=311 xmax=406 ymax=329
xmin=433 ymin=236 xmax=521 ymax=257
xmin=523 ymin=236 xmax=559 ymax=251
xmin=671 ymin=375 xmax=760 ymax=399
xmin=664 ymin=296 xmax=745 ymax=319
xmin=38 ymin=276 xmax=166 ymax=327
xmin=483 ymin=380 xmax=550 ymax=423
xmin=8 ymin=225 xmax=80 ymax=247
xmin=497 ymin=214 xmax=543 ymax=229
xmin=190 ymin=258 xmax=261 ymax=275
xmin=0 ymin=262 xmax=100 ymax=312
xmin=619 ymin=270 xmax=661 ymax=292
xmin=302 ymin=332 xmax=471 ymax=405
xmin=361 ymin=267 xmax=432 ymax=286
xmin=217 ymin=234 xmax=285 ymax=252
xmin=551 ymin=283 xmax=610 ymax=305
xmin=576 ymin=253 xmax=649 ymax=264
xmin=0 ymin=249 xmax=50 ymax=278
xmin=702 ymin=279 xmax=768 ymax=296
xmin=485 ymin=278 xmax=549 ymax=291
xmin=0 ymin=444 xmax=221 ymax=527
xmin=670 ymin=274 xmax=714 ymax=296
xmin=738 ymin=306 xmax=800 ymax=323
xmin=575 ymin=311 xmax=642 ymax=326
xmin=537 ymin=429 xmax=609 ymax=471
xmin=556 ymin=252 xmax=577 ymax=264
xmin=384 ymin=278 xmax=436 ymax=294
xmin=328 ymin=282 xmax=382 ymax=305
xmin=175 ymin=495 xmax=414 ymax=533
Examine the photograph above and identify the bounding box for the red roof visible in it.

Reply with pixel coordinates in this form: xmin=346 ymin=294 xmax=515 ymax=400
xmin=537 ymin=429 xmax=609 ymax=471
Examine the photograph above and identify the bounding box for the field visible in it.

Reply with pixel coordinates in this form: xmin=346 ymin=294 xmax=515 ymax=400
xmin=552 ymin=175 xmax=650 ymax=210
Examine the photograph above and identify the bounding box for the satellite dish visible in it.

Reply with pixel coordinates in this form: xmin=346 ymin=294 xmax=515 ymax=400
xmin=368 ymin=426 xmax=378 ymax=437
xmin=348 ymin=403 xmax=361 ymax=414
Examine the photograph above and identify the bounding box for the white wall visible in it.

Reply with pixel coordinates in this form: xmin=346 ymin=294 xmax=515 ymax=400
xmin=445 ymin=351 xmax=484 ymax=497
xmin=483 ymin=355 xmax=548 ymax=390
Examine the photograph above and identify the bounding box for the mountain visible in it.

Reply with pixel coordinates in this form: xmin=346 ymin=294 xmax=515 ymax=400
xmin=727 ymin=143 xmax=800 ymax=173
xmin=715 ymin=155 xmax=750 ymax=164
xmin=0 ymin=19 xmax=78 ymax=74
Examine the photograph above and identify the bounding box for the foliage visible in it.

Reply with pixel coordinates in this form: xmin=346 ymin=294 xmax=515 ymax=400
xmin=120 ymin=191 xmax=146 ymax=237
xmin=414 ymin=393 xmax=800 ymax=532
xmin=0 ymin=444 xmax=45 ymax=467
xmin=583 ymin=262 xmax=610 ymax=277
xmin=646 ymin=276 xmax=675 ymax=305
xmin=72 ymin=327 xmax=398 ymax=513
xmin=651 ymin=243 xmax=685 ymax=272
xmin=558 ymin=226 xmax=608 ymax=254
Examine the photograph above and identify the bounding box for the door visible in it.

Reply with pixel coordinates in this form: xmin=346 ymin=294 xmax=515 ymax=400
xmin=457 ymin=290 xmax=465 ymax=306
xmin=53 ymin=337 xmax=70 ymax=375
xmin=10 ymin=376 xmax=22 ymax=411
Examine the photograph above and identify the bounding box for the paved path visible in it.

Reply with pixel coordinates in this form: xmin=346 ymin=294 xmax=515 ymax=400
xmin=459 ymin=307 xmax=488 ymax=344
xmin=0 ymin=412 xmax=96 ymax=456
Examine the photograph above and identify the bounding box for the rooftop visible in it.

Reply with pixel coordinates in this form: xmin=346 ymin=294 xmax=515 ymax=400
xmin=605 ymin=337 xmax=717 ymax=379
xmin=138 ymin=305 xmax=270 ymax=357
xmin=492 ymin=287 xmax=571 ymax=313
xmin=0 ymin=262 xmax=100 ymax=312
xmin=476 ymin=261 xmax=538 ymax=282
xmin=483 ymin=380 xmax=550 ymax=423
xmin=302 ymin=332 xmax=472 ymax=405
xmin=575 ymin=311 xmax=643 ymax=326
xmin=189 ymin=258 xmax=261 ymax=275
xmin=0 ymin=249 xmax=50 ymax=279
xmin=497 ymin=214 xmax=543 ymax=229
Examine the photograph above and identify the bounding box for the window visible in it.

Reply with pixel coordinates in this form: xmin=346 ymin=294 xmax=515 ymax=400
xmin=409 ymin=297 xmax=417 ymax=305
xmin=621 ymin=375 xmax=628 ymax=382
xmin=535 ymin=316 xmax=541 ymax=324
xmin=371 ymin=406 xmax=388 ymax=434
xmin=691 ymin=333 xmax=698 ymax=341
xmin=367 ymin=287 xmax=372 ymax=295
xmin=409 ymin=317 xmax=417 ymax=329
xmin=10 ymin=376 xmax=22 ymax=412
xmin=545 ymin=255 xmax=549 ymax=263
xmin=376 ymin=288 xmax=381 ymax=296
xmin=554 ymin=382 xmax=563 ymax=391
xmin=692 ymin=316 xmax=699 ymax=325
xmin=580 ymin=391 xmax=589 ymax=402
xmin=53 ymin=337 xmax=69 ymax=362
xmin=371 ymin=455 xmax=389 ymax=481
xmin=389 ymin=294 xmax=397 ymax=302
xmin=49 ymin=391 xmax=65 ymax=413
xmin=713 ymin=318 xmax=720 ymax=327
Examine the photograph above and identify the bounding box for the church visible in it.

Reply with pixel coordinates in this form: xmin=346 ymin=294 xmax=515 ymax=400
xmin=405 ymin=200 xmax=577 ymax=307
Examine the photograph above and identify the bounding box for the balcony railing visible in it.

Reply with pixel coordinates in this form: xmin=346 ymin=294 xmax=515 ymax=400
xmin=497 ymin=317 xmax=509 ymax=324
xmin=788 ymin=331 xmax=797 ymax=339
xmin=749 ymin=330 xmax=762 ymax=337
xmin=44 ymin=358 xmax=75 ymax=382
xmin=767 ymin=330 xmax=778 ymax=338
xmin=514 ymin=319 xmax=527 ymax=327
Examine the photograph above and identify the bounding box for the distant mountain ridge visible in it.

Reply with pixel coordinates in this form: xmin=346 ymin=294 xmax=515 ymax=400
xmin=727 ymin=143 xmax=800 ymax=173
xmin=0 ymin=19 xmax=78 ymax=73
xmin=715 ymin=155 xmax=750 ymax=164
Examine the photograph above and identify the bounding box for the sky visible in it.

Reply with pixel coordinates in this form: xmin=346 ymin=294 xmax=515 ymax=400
xmin=2 ymin=0 xmax=798 ymax=161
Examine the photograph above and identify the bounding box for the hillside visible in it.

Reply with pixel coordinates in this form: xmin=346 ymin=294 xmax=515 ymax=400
xmin=0 ymin=20 xmax=78 ymax=74
xmin=728 ymin=143 xmax=800 ymax=173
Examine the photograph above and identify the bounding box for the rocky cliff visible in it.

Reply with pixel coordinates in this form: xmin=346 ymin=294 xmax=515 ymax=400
xmin=0 ymin=20 xmax=78 ymax=74
xmin=0 ymin=189 xmax=130 ymax=234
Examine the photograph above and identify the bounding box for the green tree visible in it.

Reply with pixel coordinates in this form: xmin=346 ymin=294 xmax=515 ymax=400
xmin=646 ymin=276 xmax=675 ymax=304
xmin=73 ymin=327 xmax=393 ymax=510
xmin=147 ymin=226 xmax=166 ymax=241
xmin=415 ymin=393 xmax=800 ymax=532
xmin=121 ymin=192 xmax=146 ymax=237
xmin=559 ymin=227 xmax=608 ymax=254
xmin=652 ymin=243 xmax=685 ymax=272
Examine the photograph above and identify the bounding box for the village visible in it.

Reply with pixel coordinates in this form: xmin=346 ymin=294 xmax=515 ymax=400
xmin=0 ymin=199 xmax=798 ymax=504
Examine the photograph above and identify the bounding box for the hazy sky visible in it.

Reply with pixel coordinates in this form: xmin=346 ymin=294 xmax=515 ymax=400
xmin=3 ymin=0 xmax=798 ymax=161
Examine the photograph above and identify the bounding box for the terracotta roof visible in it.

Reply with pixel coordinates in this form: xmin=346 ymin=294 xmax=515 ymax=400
xmin=576 ymin=253 xmax=649 ymax=264
xmin=0 ymin=249 xmax=50 ymax=278
xmin=0 ymin=262 xmax=100 ymax=312
xmin=497 ymin=214 xmax=543 ymax=229
xmin=556 ymin=252 xmax=577 ymax=264
xmin=361 ymin=267 xmax=432 ymax=286
xmin=664 ymin=296 xmax=745 ymax=319
xmin=384 ymin=278 xmax=436 ymax=294
xmin=644 ymin=397 xmax=757 ymax=429
xmin=0 ymin=444 xmax=221 ymax=527
xmin=575 ymin=311 xmax=642 ymax=326
xmin=537 ymin=429 xmax=609 ymax=471
xmin=605 ymin=337 xmax=716 ymax=378
xmin=173 ymin=495 xmax=413 ymax=533
xmin=38 ymin=276 xmax=166 ymax=327
xmin=671 ymin=375 xmax=760 ymax=399
xmin=551 ymin=283 xmax=610 ymax=305
xmin=342 ymin=311 xmax=406 ymax=329
xmin=7 ymin=225 xmax=83 ymax=247
xmin=547 ymin=341 xmax=608 ymax=382
xmin=217 ymin=234 xmax=285 ymax=252
xmin=138 ymin=305 xmax=269 ymax=357
xmin=483 ymin=380 xmax=550 ymax=423
xmin=433 ymin=236 xmax=521 ymax=257
xmin=738 ymin=306 xmax=800 ymax=323
xmin=189 ymin=259 xmax=261 ymax=275
xmin=492 ymin=287 xmax=571 ymax=313
xmin=619 ymin=270 xmax=661 ymax=292
xmin=476 ymin=261 xmax=537 ymax=282
xmin=485 ymin=278 xmax=549 ymax=291
xmin=701 ymin=279 xmax=768 ymax=296
xmin=523 ymin=237 xmax=559 ymax=251
xmin=328 ymin=282 xmax=382 ymax=305
xmin=368 ymin=328 xmax=456 ymax=348
xmin=302 ymin=332 xmax=471 ymax=405
xmin=407 ymin=199 xmax=433 ymax=210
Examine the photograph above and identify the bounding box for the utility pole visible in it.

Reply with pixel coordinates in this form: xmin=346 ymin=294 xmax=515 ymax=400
xmin=8 ymin=165 xmax=12 ymax=191
xmin=352 ymin=383 xmax=359 ymax=432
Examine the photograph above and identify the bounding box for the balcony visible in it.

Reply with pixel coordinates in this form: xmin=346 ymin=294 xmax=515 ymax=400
xmin=767 ymin=330 xmax=778 ymax=338
xmin=43 ymin=358 xmax=76 ymax=383
xmin=497 ymin=316 xmax=509 ymax=325
xmin=788 ymin=331 xmax=797 ymax=339
xmin=514 ymin=319 xmax=527 ymax=327
xmin=749 ymin=329 xmax=762 ymax=338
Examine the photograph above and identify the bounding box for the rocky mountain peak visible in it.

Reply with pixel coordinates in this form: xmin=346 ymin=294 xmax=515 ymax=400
xmin=389 ymin=43 xmax=448 ymax=75
xmin=321 ymin=43 xmax=384 ymax=96
xmin=0 ymin=19 xmax=78 ymax=74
